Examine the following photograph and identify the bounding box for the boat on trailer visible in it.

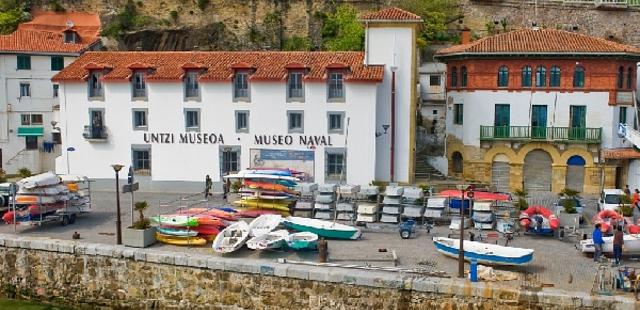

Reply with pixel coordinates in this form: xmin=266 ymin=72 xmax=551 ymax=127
xmin=433 ymin=237 xmax=534 ymax=266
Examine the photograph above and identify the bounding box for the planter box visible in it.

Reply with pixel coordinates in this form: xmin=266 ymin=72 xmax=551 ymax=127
xmin=123 ymin=226 xmax=157 ymax=248
xmin=558 ymin=212 xmax=581 ymax=228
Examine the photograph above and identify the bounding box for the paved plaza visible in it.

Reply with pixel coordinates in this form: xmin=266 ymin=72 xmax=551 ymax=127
xmin=0 ymin=188 xmax=637 ymax=296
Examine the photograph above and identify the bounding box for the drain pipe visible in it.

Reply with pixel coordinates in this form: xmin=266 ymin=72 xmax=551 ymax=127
xmin=390 ymin=66 xmax=397 ymax=182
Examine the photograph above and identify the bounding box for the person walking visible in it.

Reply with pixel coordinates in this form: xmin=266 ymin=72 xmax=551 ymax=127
xmin=593 ymin=223 xmax=604 ymax=263
xmin=613 ymin=225 xmax=624 ymax=266
xmin=625 ymin=185 xmax=631 ymax=197
xmin=205 ymin=175 xmax=212 ymax=199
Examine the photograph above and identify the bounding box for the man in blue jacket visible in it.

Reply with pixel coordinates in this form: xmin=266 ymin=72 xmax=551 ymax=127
xmin=593 ymin=223 xmax=604 ymax=263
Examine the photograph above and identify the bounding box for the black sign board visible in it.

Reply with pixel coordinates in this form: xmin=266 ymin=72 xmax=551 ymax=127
xmin=122 ymin=182 xmax=139 ymax=193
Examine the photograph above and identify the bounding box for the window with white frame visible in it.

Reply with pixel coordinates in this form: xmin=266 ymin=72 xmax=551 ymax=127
xmin=328 ymin=72 xmax=344 ymax=100
xmin=19 ymin=83 xmax=30 ymax=97
xmin=327 ymin=112 xmax=344 ymax=133
xmin=287 ymin=111 xmax=304 ymax=133
xmin=132 ymin=146 xmax=151 ymax=175
xmin=235 ymin=111 xmax=249 ymax=133
xmin=88 ymin=70 xmax=103 ymax=98
xmin=132 ymin=71 xmax=146 ymax=99
xmin=64 ymin=31 xmax=78 ymax=43
xmin=184 ymin=109 xmax=200 ymax=131
xmin=185 ymin=70 xmax=199 ymax=98
xmin=21 ymin=114 xmax=43 ymax=125
xmin=287 ymin=71 xmax=304 ymax=100
xmin=325 ymin=149 xmax=346 ymax=180
xmin=233 ymin=71 xmax=249 ymax=100
xmin=132 ymin=109 xmax=148 ymax=130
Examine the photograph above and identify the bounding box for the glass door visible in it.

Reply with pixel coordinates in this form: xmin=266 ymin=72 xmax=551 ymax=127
xmin=531 ymin=105 xmax=547 ymax=139
xmin=570 ymin=105 xmax=586 ymax=140
xmin=494 ymin=104 xmax=510 ymax=138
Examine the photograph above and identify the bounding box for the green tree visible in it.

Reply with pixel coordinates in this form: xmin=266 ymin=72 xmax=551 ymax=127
xmin=283 ymin=36 xmax=311 ymax=51
xmin=321 ymin=4 xmax=364 ymax=51
xmin=0 ymin=0 xmax=29 ymax=35
xmin=399 ymin=0 xmax=461 ymax=43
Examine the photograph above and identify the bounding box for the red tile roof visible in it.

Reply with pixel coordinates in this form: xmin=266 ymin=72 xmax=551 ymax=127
xmin=0 ymin=10 xmax=100 ymax=54
xmin=0 ymin=29 xmax=98 ymax=54
xmin=436 ymin=28 xmax=640 ymax=58
xmin=602 ymin=148 xmax=640 ymax=159
xmin=360 ymin=7 xmax=422 ymax=22
xmin=52 ymin=51 xmax=385 ymax=83
xmin=18 ymin=10 xmax=100 ymax=44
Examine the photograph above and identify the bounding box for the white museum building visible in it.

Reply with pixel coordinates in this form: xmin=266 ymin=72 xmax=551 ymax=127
xmin=52 ymin=8 xmax=423 ymax=189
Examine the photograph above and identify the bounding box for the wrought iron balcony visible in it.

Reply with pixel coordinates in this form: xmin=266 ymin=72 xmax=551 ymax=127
xmin=82 ymin=125 xmax=108 ymax=142
xmin=479 ymin=126 xmax=602 ymax=144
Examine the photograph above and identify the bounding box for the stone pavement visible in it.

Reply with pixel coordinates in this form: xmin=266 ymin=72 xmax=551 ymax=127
xmin=0 ymin=189 xmax=637 ymax=298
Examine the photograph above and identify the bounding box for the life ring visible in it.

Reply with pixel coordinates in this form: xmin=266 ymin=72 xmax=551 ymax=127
xmin=519 ymin=205 xmax=559 ymax=231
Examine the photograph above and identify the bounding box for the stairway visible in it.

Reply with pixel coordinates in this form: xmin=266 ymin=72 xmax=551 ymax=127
xmin=414 ymin=154 xmax=447 ymax=181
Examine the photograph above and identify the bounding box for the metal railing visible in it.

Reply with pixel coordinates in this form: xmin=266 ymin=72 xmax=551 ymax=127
xmin=479 ymin=126 xmax=602 ymax=143
xmin=82 ymin=125 xmax=108 ymax=140
xmin=563 ymin=0 xmax=640 ymax=6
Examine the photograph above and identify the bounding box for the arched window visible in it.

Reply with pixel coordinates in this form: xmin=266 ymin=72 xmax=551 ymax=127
xmin=497 ymin=66 xmax=509 ymax=87
xmin=573 ymin=66 xmax=585 ymax=88
xmin=550 ymin=66 xmax=561 ymax=87
xmin=617 ymin=66 xmax=624 ymax=89
xmin=452 ymin=152 xmax=463 ymax=174
xmin=521 ymin=66 xmax=532 ymax=87
xmin=628 ymin=66 xmax=634 ymax=89
xmin=535 ymin=66 xmax=546 ymax=87
xmin=451 ymin=66 xmax=458 ymax=87
xmin=461 ymin=66 xmax=468 ymax=87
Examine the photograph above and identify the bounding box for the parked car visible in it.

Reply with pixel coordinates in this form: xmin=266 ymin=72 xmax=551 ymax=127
xmin=0 ymin=183 xmax=11 ymax=209
xmin=553 ymin=197 xmax=585 ymax=224
xmin=597 ymin=189 xmax=627 ymax=212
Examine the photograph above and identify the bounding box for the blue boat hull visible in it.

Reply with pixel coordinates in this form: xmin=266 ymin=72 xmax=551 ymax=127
xmin=434 ymin=240 xmax=533 ymax=266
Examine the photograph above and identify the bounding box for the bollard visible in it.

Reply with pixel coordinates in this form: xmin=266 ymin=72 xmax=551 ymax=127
xmin=318 ymin=238 xmax=328 ymax=262
xmin=470 ymin=259 xmax=478 ymax=282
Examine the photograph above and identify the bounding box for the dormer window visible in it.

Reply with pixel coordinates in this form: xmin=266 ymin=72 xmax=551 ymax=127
xmin=63 ymin=31 xmax=78 ymax=44
xmin=233 ymin=71 xmax=250 ymax=101
xmin=328 ymin=71 xmax=344 ymax=101
xmin=184 ymin=70 xmax=200 ymax=99
xmin=131 ymin=70 xmax=146 ymax=99
xmin=287 ymin=70 xmax=304 ymax=101
xmin=88 ymin=70 xmax=103 ymax=99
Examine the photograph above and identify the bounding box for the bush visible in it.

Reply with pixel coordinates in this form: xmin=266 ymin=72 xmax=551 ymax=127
xmin=170 ymin=10 xmax=178 ymax=22
xmin=132 ymin=201 xmax=150 ymax=229
xmin=18 ymin=167 xmax=31 ymax=178
xmin=283 ymin=36 xmax=312 ymax=51
xmin=0 ymin=168 xmax=6 ymax=183
xmin=561 ymin=199 xmax=577 ymax=214
xmin=513 ymin=188 xmax=528 ymax=210
xmin=49 ymin=0 xmax=65 ymax=12
xmin=621 ymin=204 xmax=633 ymax=217
xmin=197 ymin=0 xmax=210 ymax=10
xmin=559 ymin=188 xmax=580 ymax=198
xmin=231 ymin=180 xmax=242 ymax=193
xmin=101 ymin=0 xmax=154 ymax=38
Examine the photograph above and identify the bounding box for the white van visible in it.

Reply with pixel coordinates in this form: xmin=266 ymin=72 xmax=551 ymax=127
xmin=597 ymin=189 xmax=628 ymax=211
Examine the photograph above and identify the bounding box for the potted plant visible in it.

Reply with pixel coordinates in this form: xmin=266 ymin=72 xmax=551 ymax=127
xmin=123 ymin=201 xmax=156 ymax=248
xmin=513 ymin=188 xmax=528 ymax=211
xmin=620 ymin=195 xmax=634 ymax=224
xmin=557 ymin=188 xmax=582 ymax=227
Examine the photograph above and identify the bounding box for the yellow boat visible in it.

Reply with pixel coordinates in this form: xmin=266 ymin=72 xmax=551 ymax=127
xmin=233 ymin=199 xmax=291 ymax=212
xmin=155 ymin=232 xmax=207 ymax=246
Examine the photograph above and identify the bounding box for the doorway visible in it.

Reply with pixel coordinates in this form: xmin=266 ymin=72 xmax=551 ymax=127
xmin=570 ymin=105 xmax=586 ymax=140
xmin=494 ymin=104 xmax=510 ymax=138
xmin=531 ymin=105 xmax=547 ymax=139
xmin=524 ymin=150 xmax=552 ymax=192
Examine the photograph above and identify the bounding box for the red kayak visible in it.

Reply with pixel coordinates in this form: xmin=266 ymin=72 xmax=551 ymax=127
xmin=592 ymin=209 xmax=621 ymax=233
xmin=176 ymin=208 xmax=237 ymax=221
xmin=243 ymin=180 xmax=294 ymax=193
xmin=191 ymin=225 xmax=220 ymax=236
xmin=437 ymin=190 xmax=511 ymax=202
xmin=3 ymin=203 xmax=65 ymax=223
xmin=236 ymin=208 xmax=285 ymax=218
xmin=519 ymin=205 xmax=559 ymax=232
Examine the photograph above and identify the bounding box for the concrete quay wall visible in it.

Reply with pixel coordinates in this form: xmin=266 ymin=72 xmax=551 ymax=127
xmin=0 ymin=234 xmax=634 ymax=309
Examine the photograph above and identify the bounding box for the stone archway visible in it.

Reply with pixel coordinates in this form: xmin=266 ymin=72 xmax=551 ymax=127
xmin=524 ymin=149 xmax=553 ymax=192
xmin=491 ymin=154 xmax=511 ymax=193
xmin=566 ymin=155 xmax=586 ymax=192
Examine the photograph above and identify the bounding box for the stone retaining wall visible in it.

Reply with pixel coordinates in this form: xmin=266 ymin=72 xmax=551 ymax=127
xmin=0 ymin=235 xmax=634 ymax=309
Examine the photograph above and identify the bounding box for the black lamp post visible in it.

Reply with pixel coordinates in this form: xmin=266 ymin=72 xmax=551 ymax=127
xmin=112 ymin=164 xmax=124 ymax=245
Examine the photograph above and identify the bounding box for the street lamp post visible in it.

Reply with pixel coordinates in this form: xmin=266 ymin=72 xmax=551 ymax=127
xmin=111 ymin=164 xmax=124 ymax=245
xmin=457 ymin=184 xmax=475 ymax=278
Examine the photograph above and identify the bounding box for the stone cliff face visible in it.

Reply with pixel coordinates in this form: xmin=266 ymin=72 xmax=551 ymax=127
xmin=28 ymin=0 xmax=640 ymax=51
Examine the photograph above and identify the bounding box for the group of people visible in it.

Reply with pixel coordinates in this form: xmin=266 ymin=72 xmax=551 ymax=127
xmin=592 ymin=223 xmax=624 ymax=266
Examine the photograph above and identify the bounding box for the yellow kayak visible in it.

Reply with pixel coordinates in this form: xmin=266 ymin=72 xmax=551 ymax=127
xmin=233 ymin=199 xmax=291 ymax=212
xmin=155 ymin=232 xmax=207 ymax=246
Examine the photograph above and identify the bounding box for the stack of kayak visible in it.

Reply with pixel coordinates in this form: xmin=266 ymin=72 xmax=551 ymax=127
xmin=151 ymin=207 xmax=237 ymax=246
xmin=226 ymin=168 xmax=300 ymax=216
xmin=3 ymin=172 xmax=69 ymax=223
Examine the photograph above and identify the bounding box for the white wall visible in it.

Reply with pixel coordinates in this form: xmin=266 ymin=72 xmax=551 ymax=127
xmin=57 ymin=79 xmax=378 ymax=185
xmin=0 ymin=54 xmax=71 ymax=173
xmin=447 ymin=90 xmax=615 ymax=148
xmin=367 ymin=26 xmax=415 ymax=183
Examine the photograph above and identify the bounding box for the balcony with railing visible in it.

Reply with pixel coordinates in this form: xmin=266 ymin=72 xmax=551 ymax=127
xmin=82 ymin=125 xmax=108 ymax=142
xmin=479 ymin=126 xmax=602 ymax=144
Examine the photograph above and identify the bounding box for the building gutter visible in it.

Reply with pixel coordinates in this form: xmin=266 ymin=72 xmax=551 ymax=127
xmin=390 ymin=68 xmax=396 ymax=183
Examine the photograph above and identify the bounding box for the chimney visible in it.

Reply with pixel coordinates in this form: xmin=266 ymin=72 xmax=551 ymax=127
xmin=461 ymin=27 xmax=471 ymax=44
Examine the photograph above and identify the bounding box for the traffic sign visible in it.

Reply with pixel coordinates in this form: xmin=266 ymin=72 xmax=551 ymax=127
xmin=127 ymin=166 xmax=134 ymax=185
xmin=122 ymin=182 xmax=139 ymax=193
xmin=467 ymin=191 xmax=475 ymax=199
